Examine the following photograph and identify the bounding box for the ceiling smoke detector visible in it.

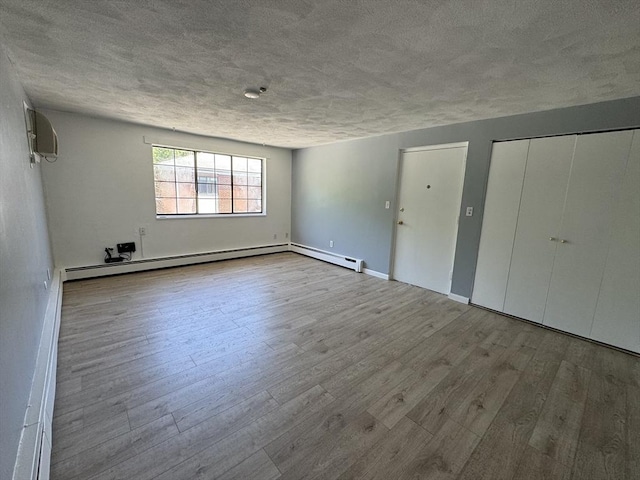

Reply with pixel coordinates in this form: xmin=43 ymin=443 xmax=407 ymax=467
xmin=244 ymin=87 xmax=267 ymax=99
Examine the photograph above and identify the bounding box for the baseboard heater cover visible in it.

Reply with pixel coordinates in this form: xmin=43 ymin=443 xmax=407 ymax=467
xmin=289 ymin=243 xmax=363 ymax=273
xmin=12 ymin=269 xmax=63 ymax=480
xmin=65 ymin=244 xmax=289 ymax=280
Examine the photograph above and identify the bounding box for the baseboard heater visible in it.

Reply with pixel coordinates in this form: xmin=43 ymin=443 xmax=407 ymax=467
xmin=65 ymin=244 xmax=289 ymax=280
xmin=13 ymin=269 xmax=63 ymax=480
xmin=289 ymin=243 xmax=363 ymax=273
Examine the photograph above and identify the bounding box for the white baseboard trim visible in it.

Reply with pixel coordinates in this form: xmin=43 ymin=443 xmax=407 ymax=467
xmin=64 ymin=244 xmax=289 ymax=280
xmin=362 ymin=268 xmax=389 ymax=280
xmin=448 ymin=293 xmax=470 ymax=305
xmin=289 ymin=243 xmax=363 ymax=273
xmin=13 ymin=269 xmax=63 ymax=480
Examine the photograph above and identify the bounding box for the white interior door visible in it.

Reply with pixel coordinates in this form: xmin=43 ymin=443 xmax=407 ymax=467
xmin=503 ymin=135 xmax=575 ymax=323
xmin=472 ymin=139 xmax=529 ymax=311
xmin=590 ymin=129 xmax=640 ymax=352
xmin=543 ymin=130 xmax=634 ymax=336
xmin=393 ymin=145 xmax=466 ymax=294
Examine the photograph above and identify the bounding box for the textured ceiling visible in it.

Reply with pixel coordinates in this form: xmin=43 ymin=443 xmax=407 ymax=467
xmin=0 ymin=0 xmax=638 ymax=148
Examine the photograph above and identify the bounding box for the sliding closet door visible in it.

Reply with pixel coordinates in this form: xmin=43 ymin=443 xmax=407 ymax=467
xmin=503 ymin=136 xmax=574 ymax=323
xmin=590 ymin=129 xmax=640 ymax=352
xmin=472 ymin=140 xmax=529 ymax=311
xmin=544 ymin=130 xmax=634 ymax=336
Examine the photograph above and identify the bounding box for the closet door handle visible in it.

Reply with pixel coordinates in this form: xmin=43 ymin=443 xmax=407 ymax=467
xmin=560 ymin=239 xmax=568 ymax=244
xmin=549 ymin=237 xmax=557 ymax=241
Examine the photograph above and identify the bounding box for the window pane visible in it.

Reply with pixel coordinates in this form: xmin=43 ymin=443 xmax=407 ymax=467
xmin=156 ymin=198 xmax=177 ymax=214
xmin=198 ymin=152 xmax=215 ymax=169
xmin=248 ymin=199 xmax=262 ymax=213
xmin=233 ymin=198 xmax=248 ymax=213
xmin=218 ymin=184 xmax=231 ymax=201
xmin=175 ymin=150 xmax=194 ymax=167
xmin=233 ymin=172 xmax=248 ymax=185
xmin=199 ymin=198 xmax=218 ymax=214
xmin=216 ymin=172 xmax=232 ymax=185
xmin=232 ymin=156 xmax=247 ymax=172
xmin=247 ymin=158 xmax=261 ymax=173
xmin=247 ymin=186 xmax=262 ymax=199
xmin=218 ymin=198 xmax=232 ymax=213
xmin=177 ymin=198 xmax=196 ymax=214
xmin=233 ymin=185 xmax=248 ymax=199
xmin=177 ymin=182 xmax=196 ymax=197
xmin=153 ymin=147 xmax=174 ymax=165
xmin=154 ymin=165 xmax=175 ymax=182
xmin=215 ymin=154 xmax=231 ymax=172
xmin=175 ymin=167 xmax=195 ymax=183
xmin=247 ymin=174 xmax=262 ymax=186
xmin=197 ymin=182 xmax=217 ymax=196
xmin=155 ymin=181 xmax=176 ymax=197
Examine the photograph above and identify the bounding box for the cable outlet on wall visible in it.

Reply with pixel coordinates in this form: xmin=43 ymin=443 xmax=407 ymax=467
xmin=329 ymin=240 xmax=334 ymax=248
xmin=138 ymin=226 xmax=147 ymax=236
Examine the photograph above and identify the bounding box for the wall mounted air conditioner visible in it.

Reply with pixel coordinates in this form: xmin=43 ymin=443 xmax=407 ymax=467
xmin=31 ymin=110 xmax=58 ymax=158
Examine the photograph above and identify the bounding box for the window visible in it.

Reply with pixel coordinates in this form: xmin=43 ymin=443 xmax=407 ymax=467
xmin=152 ymin=146 xmax=263 ymax=215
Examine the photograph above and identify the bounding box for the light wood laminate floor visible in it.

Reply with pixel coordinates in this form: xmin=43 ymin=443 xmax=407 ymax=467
xmin=51 ymin=253 xmax=640 ymax=480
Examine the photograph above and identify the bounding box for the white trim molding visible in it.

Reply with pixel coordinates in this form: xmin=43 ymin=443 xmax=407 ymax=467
xmin=362 ymin=268 xmax=389 ymax=280
xmin=448 ymin=293 xmax=470 ymax=305
xmin=402 ymin=141 xmax=469 ymax=153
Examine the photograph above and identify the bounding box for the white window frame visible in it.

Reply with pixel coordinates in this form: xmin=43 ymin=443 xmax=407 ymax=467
xmin=152 ymin=144 xmax=266 ymax=219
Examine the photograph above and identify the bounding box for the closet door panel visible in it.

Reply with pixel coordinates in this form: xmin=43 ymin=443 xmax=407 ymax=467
xmin=504 ymin=135 xmax=575 ymax=323
xmin=544 ymin=130 xmax=634 ymax=336
xmin=590 ymin=130 xmax=640 ymax=352
xmin=472 ymin=140 xmax=529 ymax=311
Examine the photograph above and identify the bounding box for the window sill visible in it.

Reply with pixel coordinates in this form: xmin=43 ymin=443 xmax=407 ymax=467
xmin=156 ymin=213 xmax=267 ymax=220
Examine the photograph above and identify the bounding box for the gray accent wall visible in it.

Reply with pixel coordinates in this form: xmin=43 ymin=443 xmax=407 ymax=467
xmin=292 ymin=97 xmax=640 ymax=298
xmin=0 ymin=46 xmax=54 ymax=478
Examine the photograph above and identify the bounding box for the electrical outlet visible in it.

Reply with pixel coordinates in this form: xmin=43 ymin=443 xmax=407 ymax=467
xmin=385 ymin=201 xmax=390 ymax=209
xmin=465 ymin=207 xmax=474 ymax=217
xmin=285 ymin=232 xmax=289 ymax=239
xmin=329 ymin=240 xmax=334 ymax=248
xmin=138 ymin=227 xmax=147 ymax=236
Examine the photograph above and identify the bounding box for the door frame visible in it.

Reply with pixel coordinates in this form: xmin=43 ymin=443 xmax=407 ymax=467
xmin=389 ymin=142 xmax=469 ymax=293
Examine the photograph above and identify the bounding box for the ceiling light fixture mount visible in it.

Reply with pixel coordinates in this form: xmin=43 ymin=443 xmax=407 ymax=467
xmin=244 ymin=86 xmax=267 ymax=99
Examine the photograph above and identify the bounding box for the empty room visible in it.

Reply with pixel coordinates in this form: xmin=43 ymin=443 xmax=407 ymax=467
xmin=1 ymin=1 xmax=639 ymax=479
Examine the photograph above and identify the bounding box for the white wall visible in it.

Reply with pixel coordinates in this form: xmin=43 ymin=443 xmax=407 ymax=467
xmin=40 ymin=110 xmax=292 ymax=268
xmin=0 ymin=45 xmax=54 ymax=479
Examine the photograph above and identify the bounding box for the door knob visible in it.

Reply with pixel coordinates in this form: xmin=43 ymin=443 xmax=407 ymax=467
xmin=549 ymin=237 xmax=557 ymax=241
xmin=397 ymin=220 xmax=404 ymax=225
xmin=560 ymin=239 xmax=567 ymax=244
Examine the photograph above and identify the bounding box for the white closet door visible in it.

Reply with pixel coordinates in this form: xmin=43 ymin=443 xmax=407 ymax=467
xmin=504 ymin=136 xmax=575 ymax=323
xmin=472 ymin=140 xmax=529 ymax=311
xmin=590 ymin=129 xmax=640 ymax=352
xmin=544 ymin=130 xmax=634 ymax=336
